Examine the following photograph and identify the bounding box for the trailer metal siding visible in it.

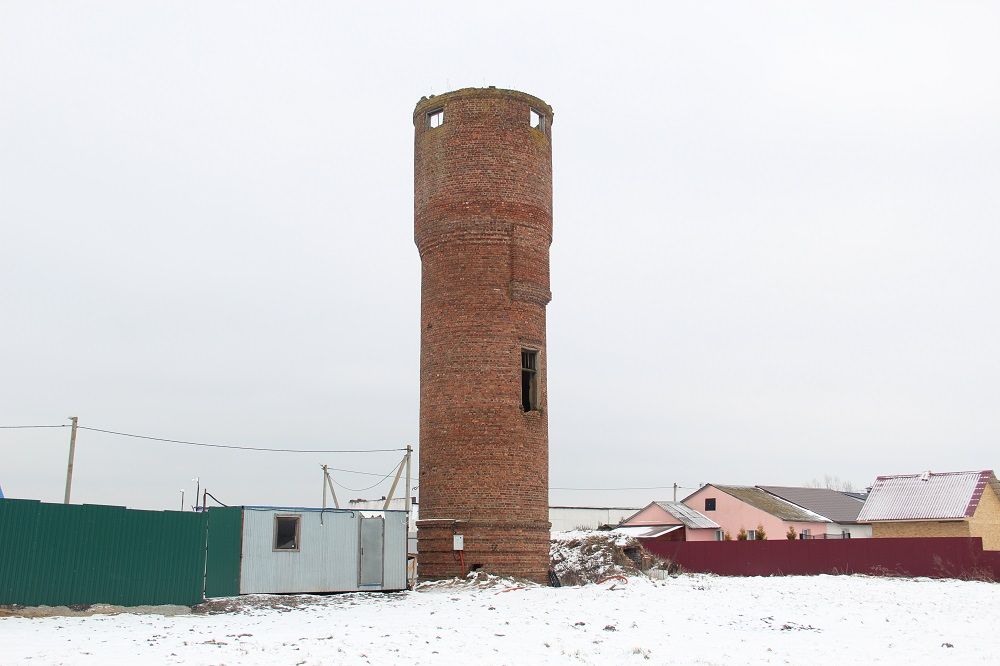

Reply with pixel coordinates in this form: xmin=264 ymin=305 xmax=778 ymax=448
xmin=205 ymin=507 xmax=243 ymax=598
xmin=0 ymin=499 xmax=207 ymax=607
xmin=238 ymin=508 xmax=407 ymax=593
xmin=240 ymin=509 xmax=359 ymax=593
xmin=381 ymin=511 xmax=408 ymax=590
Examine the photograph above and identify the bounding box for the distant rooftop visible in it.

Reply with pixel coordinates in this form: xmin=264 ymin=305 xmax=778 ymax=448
xmin=857 ymin=470 xmax=998 ymax=522
xmin=652 ymin=501 xmax=719 ymax=529
xmin=712 ymin=485 xmax=830 ymax=523
xmin=758 ymin=486 xmax=865 ymax=523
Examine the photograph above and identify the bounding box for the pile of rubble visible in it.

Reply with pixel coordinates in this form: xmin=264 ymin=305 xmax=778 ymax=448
xmin=549 ymin=530 xmax=650 ymax=586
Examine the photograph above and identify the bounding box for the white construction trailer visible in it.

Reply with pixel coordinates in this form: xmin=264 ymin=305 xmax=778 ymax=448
xmin=235 ymin=507 xmax=408 ymax=594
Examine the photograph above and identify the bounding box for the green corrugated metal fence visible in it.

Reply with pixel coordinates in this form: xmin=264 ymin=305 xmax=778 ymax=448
xmin=205 ymin=506 xmax=243 ymax=598
xmin=0 ymin=499 xmax=208 ymax=607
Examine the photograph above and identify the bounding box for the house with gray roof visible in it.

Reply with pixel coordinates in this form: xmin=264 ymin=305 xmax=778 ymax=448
xmin=619 ymin=501 xmax=721 ymax=541
xmin=681 ymin=484 xmax=832 ymax=540
xmin=758 ymin=486 xmax=871 ymax=538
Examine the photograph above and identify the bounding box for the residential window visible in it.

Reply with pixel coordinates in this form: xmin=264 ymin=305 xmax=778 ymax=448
xmin=799 ymin=529 xmax=811 ymax=540
xmin=747 ymin=529 xmax=757 ymax=541
xmin=274 ymin=515 xmax=301 ymax=551
xmin=427 ymin=108 xmax=444 ymax=129
xmin=521 ymin=349 xmax=538 ymax=412
xmin=530 ymin=108 xmax=546 ymax=132
xmin=704 ymin=498 xmax=716 ymax=511
xmin=842 ymin=530 xmax=851 ymax=539
xmin=715 ymin=529 xmax=724 ymax=541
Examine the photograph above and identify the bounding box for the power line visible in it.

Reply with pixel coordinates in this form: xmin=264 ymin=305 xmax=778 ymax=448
xmin=204 ymin=491 xmax=228 ymax=507
xmin=76 ymin=426 xmax=407 ymax=454
xmin=329 ymin=468 xmax=398 ymax=493
xmin=325 ymin=465 xmax=400 ymax=479
xmin=0 ymin=424 xmax=69 ymax=429
xmin=550 ymin=484 xmax=700 ymax=491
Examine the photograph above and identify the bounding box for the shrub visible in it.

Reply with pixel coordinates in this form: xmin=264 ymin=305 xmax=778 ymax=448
xmin=723 ymin=530 xmax=732 ymax=541
xmin=756 ymin=523 xmax=767 ymax=541
xmin=786 ymin=526 xmax=797 ymax=540
xmin=737 ymin=527 xmax=748 ymax=541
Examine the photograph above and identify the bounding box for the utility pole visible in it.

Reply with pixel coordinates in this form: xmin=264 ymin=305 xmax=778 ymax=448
xmin=405 ymin=445 xmax=412 ymax=513
xmin=180 ymin=489 xmax=185 ymax=511
xmin=320 ymin=465 xmax=340 ymax=509
xmin=383 ymin=454 xmax=406 ymax=511
xmin=193 ymin=477 xmax=200 ymax=512
xmin=63 ymin=416 xmax=79 ymax=504
xmin=322 ymin=464 xmax=328 ymax=509
xmin=673 ymin=483 xmax=677 ymax=502
xmin=405 ymin=445 xmax=413 ymax=588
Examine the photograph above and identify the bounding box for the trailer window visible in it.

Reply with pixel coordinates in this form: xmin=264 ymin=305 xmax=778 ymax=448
xmin=274 ymin=515 xmax=301 ymax=551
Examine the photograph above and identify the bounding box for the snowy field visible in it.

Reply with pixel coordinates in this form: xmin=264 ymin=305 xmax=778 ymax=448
xmin=1 ymin=574 xmax=997 ymax=665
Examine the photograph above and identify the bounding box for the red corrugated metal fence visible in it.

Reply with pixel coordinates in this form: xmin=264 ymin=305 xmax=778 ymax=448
xmin=643 ymin=537 xmax=1000 ymax=580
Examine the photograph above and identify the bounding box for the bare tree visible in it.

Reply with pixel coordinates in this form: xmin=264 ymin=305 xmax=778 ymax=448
xmin=805 ymin=475 xmax=856 ymax=492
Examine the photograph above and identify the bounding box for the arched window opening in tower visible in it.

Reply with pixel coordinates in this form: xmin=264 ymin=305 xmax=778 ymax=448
xmin=521 ymin=349 xmax=538 ymax=412
xmin=427 ymin=108 xmax=444 ymax=128
xmin=529 ymin=108 xmax=545 ymax=132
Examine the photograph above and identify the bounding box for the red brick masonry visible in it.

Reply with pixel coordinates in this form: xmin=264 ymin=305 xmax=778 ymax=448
xmin=414 ymin=88 xmax=553 ymax=582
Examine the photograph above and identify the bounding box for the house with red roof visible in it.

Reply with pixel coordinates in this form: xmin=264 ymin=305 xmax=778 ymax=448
xmin=857 ymin=470 xmax=1000 ymax=550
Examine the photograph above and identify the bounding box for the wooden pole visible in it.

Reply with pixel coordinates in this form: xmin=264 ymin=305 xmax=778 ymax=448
xmin=405 ymin=445 xmax=412 ymax=513
xmin=383 ymin=457 xmax=406 ymax=510
xmin=322 ymin=464 xmax=328 ymax=509
xmin=63 ymin=417 xmax=78 ymax=504
xmin=324 ymin=469 xmax=340 ymax=509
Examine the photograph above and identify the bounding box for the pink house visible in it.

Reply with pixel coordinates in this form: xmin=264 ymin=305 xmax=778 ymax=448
xmin=683 ymin=484 xmax=830 ymax=540
xmin=619 ymin=501 xmax=721 ymax=541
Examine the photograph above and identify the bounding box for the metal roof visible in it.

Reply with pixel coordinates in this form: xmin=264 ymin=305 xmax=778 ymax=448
xmin=653 ymin=501 xmax=720 ymax=529
xmin=713 ymin=486 xmax=830 ymax=522
xmin=757 ymin=486 xmax=865 ymax=523
xmin=857 ymin=470 xmax=999 ymax=522
xmin=613 ymin=525 xmax=683 ymax=538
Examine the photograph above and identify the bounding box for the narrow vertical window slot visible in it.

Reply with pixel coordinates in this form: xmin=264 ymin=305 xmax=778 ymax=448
xmin=521 ymin=349 xmax=538 ymax=412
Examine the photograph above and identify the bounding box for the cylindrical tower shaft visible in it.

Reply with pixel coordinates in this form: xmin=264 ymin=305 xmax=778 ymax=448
xmin=413 ymin=88 xmax=553 ymax=582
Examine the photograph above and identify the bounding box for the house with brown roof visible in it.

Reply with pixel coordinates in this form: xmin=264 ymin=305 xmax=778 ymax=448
xmin=758 ymin=486 xmax=872 ymax=538
xmin=618 ymin=501 xmax=721 ymax=541
xmin=857 ymin=470 xmax=1000 ymax=550
xmin=682 ymin=484 xmax=830 ymax=540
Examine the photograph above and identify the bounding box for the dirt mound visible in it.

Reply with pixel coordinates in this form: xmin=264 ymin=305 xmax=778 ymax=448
xmin=0 ymin=604 xmax=191 ymax=618
xmin=550 ymin=531 xmax=646 ymax=586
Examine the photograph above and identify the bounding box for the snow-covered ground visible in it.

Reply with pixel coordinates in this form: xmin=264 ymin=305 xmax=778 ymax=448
xmin=2 ymin=574 xmax=997 ymax=665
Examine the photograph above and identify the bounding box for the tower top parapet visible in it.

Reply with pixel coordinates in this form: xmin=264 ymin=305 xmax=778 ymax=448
xmin=413 ymin=87 xmax=554 ymax=125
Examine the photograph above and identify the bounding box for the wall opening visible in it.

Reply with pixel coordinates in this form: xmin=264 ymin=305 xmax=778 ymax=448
xmin=529 ymin=108 xmax=545 ymax=132
xmin=274 ymin=515 xmax=301 ymax=551
xmin=521 ymin=349 xmax=538 ymax=412
xmin=427 ymin=108 xmax=444 ymax=129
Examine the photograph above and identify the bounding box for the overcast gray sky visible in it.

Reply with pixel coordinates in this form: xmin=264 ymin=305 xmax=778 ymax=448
xmin=2 ymin=2 xmax=998 ymax=510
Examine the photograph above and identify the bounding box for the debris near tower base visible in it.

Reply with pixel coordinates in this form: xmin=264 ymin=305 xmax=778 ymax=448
xmin=549 ymin=531 xmax=649 ymax=586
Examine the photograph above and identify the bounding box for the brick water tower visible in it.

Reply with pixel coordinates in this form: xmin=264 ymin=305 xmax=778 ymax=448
xmin=413 ymin=87 xmax=553 ymax=582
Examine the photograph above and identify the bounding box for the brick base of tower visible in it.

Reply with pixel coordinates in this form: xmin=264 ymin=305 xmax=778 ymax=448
xmin=416 ymin=519 xmax=551 ymax=584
